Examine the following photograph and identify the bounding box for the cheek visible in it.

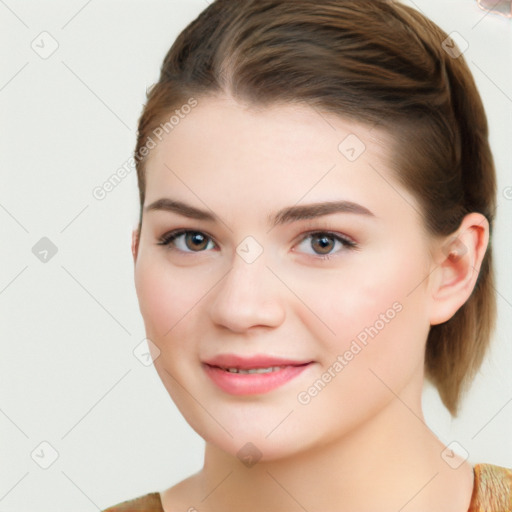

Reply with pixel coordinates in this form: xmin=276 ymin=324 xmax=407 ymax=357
xmin=323 ymin=249 xmax=419 ymax=305
xmin=354 ymin=261 xmax=429 ymax=380
xmin=293 ymin=264 xmax=429 ymax=436
xmin=134 ymin=255 xmax=203 ymax=340
xmin=134 ymin=256 xmax=207 ymax=408
xmin=293 ymin=247 xmax=431 ymax=369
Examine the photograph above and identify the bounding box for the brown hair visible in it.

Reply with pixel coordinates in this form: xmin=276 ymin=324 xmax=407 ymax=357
xmin=134 ymin=0 xmax=497 ymax=416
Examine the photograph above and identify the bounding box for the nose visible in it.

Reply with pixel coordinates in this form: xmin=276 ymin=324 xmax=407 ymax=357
xmin=208 ymin=251 xmax=286 ymax=333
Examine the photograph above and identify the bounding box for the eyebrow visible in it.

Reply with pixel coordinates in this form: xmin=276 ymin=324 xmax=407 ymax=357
xmin=144 ymin=198 xmax=375 ymax=227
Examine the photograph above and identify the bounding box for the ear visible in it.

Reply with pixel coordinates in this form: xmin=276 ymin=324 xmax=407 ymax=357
xmin=131 ymin=228 xmax=140 ymax=263
xmin=428 ymin=213 xmax=490 ymax=326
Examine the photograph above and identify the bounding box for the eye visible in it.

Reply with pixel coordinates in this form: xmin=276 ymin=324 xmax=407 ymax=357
xmin=294 ymin=231 xmax=357 ymax=260
xmin=157 ymin=230 xmax=216 ymax=253
xmin=157 ymin=229 xmax=357 ymax=259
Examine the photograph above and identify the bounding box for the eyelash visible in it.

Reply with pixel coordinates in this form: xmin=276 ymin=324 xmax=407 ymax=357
xmin=156 ymin=229 xmax=358 ymax=261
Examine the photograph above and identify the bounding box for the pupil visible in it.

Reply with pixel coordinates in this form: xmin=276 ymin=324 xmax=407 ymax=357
xmin=187 ymin=232 xmax=207 ymax=250
xmin=314 ymin=235 xmax=333 ymax=254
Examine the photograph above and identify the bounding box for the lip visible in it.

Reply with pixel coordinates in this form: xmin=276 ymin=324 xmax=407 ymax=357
xmin=202 ymin=353 xmax=313 ymax=395
xmin=204 ymin=353 xmax=311 ymax=369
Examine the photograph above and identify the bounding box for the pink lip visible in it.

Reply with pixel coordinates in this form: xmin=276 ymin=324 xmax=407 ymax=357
xmin=202 ymin=354 xmax=313 ymax=395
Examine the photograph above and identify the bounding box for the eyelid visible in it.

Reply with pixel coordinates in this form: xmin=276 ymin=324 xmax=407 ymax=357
xmin=292 ymin=230 xmax=358 ymax=259
xmin=157 ymin=229 xmax=218 ymax=252
xmin=293 ymin=228 xmax=356 ymax=246
xmin=157 ymin=228 xmax=358 ymax=258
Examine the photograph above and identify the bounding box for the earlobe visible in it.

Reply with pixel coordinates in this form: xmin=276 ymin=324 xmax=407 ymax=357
xmin=131 ymin=228 xmax=140 ymax=263
xmin=429 ymin=213 xmax=489 ymax=326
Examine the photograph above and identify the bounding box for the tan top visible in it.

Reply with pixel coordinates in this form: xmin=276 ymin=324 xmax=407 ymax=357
xmin=102 ymin=463 xmax=512 ymax=511
xmin=468 ymin=463 xmax=512 ymax=511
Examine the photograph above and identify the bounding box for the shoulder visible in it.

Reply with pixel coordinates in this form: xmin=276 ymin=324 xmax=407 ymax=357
xmin=469 ymin=463 xmax=512 ymax=512
xmin=101 ymin=492 xmax=164 ymax=512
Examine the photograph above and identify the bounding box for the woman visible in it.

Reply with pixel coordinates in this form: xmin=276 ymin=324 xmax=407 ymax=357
xmin=103 ymin=0 xmax=511 ymax=510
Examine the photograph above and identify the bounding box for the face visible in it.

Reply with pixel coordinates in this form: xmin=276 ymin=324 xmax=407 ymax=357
xmin=133 ymin=95 xmax=436 ymax=461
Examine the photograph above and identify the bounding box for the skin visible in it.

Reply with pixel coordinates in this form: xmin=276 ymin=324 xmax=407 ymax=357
xmin=131 ymin=94 xmax=489 ymax=512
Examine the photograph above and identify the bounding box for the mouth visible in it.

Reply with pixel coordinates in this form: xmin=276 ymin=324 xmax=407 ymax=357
xmin=204 ymin=353 xmax=312 ymax=369
xmin=218 ymin=365 xmax=293 ymax=374
xmin=202 ymin=354 xmax=314 ymax=395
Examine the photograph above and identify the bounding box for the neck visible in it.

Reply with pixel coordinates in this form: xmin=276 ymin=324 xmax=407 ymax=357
xmin=190 ymin=397 xmax=474 ymax=512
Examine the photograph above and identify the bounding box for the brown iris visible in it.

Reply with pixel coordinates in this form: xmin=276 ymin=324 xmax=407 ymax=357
xmin=185 ymin=232 xmax=209 ymax=251
xmin=310 ymin=234 xmax=335 ymax=255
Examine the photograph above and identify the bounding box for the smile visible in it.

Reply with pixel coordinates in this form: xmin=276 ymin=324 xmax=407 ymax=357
xmin=223 ymin=366 xmax=286 ymax=374
xmin=202 ymin=355 xmax=313 ymax=395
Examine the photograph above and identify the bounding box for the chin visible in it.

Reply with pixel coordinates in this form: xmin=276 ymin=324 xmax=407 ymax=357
xmin=206 ymin=430 xmax=313 ymax=465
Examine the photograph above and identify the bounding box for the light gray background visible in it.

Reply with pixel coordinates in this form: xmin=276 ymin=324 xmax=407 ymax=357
xmin=0 ymin=1 xmax=511 ymax=511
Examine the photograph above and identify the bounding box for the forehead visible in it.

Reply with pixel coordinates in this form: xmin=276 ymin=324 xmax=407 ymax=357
xmin=159 ymin=95 xmax=385 ymax=160
xmin=142 ymin=94 xmax=420 ymax=225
